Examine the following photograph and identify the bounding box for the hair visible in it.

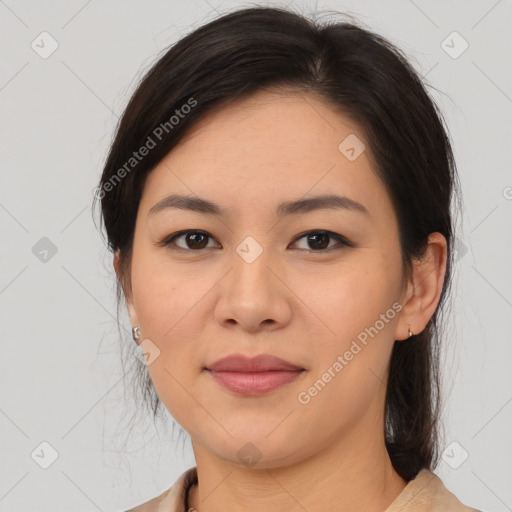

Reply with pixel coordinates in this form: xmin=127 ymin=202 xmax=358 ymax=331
xmin=94 ymin=5 xmax=460 ymax=482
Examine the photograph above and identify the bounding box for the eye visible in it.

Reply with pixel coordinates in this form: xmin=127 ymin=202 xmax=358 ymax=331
xmin=290 ymin=230 xmax=354 ymax=252
xmin=159 ymin=230 xmax=219 ymax=251
xmin=158 ymin=229 xmax=354 ymax=253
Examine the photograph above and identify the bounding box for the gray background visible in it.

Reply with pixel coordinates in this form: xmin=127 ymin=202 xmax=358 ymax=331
xmin=1 ymin=0 xmax=511 ymax=510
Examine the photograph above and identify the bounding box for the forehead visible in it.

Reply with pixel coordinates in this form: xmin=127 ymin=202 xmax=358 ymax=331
xmin=177 ymin=88 xmax=366 ymax=161
xmin=139 ymin=89 xmax=393 ymax=223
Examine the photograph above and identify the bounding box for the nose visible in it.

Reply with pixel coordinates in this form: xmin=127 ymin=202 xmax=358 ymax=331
xmin=214 ymin=242 xmax=292 ymax=334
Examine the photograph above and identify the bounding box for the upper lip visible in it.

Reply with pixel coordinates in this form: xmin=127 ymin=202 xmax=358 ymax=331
xmin=206 ymin=354 xmax=304 ymax=372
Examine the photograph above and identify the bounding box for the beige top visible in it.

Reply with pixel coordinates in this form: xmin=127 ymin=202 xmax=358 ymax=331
xmin=124 ymin=467 xmax=481 ymax=512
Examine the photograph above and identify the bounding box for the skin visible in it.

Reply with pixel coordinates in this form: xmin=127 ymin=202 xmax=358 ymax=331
xmin=114 ymin=88 xmax=447 ymax=512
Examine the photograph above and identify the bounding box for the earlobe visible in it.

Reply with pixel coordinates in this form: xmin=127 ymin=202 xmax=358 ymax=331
xmin=113 ymin=250 xmax=140 ymax=327
xmin=113 ymin=249 xmax=125 ymax=285
xmin=396 ymin=233 xmax=448 ymax=340
xmin=126 ymin=298 xmax=140 ymax=329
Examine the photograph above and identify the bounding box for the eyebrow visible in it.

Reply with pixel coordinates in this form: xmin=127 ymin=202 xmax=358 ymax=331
xmin=147 ymin=193 xmax=369 ymax=219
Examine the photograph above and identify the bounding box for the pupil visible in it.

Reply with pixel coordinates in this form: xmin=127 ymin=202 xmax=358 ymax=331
xmin=188 ymin=233 xmax=207 ymax=249
xmin=309 ymin=233 xmax=328 ymax=250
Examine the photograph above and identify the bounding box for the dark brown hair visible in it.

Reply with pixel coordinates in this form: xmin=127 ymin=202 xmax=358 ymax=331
xmin=94 ymin=5 xmax=460 ymax=482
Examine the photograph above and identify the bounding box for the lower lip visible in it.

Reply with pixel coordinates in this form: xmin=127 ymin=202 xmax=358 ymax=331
xmin=206 ymin=369 xmax=305 ymax=395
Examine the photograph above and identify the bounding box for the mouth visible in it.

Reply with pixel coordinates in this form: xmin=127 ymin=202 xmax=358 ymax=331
xmin=204 ymin=368 xmax=306 ymax=395
xmin=204 ymin=353 xmax=306 ymax=396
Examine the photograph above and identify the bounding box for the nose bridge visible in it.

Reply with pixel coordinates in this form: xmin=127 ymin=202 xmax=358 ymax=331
xmin=214 ymin=231 xmax=291 ymax=331
xmin=235 ymin=233 xmax=267 ymax=266
xmin=231 ymin=233 xmax=274 ymax=294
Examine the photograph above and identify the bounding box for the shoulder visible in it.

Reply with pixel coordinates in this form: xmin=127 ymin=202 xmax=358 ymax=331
xmin=123 ymin=486 xmax=174 ymax=512
xmin=123 ymin=466 xmax=198 ymax=512
xmin=385 ymin=468 xmax=481 ymax=512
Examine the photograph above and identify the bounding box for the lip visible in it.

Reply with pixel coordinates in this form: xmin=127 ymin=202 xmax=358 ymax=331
xmin=206 ymin=354 xmax=304 ymax=372
xmin=205 ymin=354 xmax=306 ymax=396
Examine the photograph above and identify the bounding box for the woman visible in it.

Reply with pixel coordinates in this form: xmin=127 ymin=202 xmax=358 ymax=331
xmin=95 ymin=6 xmax=480 ymax=511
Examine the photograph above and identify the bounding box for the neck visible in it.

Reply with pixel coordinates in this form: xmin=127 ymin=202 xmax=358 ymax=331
xmin=187 ymin=428 xmax=407 ymax=512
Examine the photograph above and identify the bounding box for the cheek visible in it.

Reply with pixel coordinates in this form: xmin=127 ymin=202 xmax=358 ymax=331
xmin=130 ymin=259 xmax=208 ymax=429
xmin=131 ymin=249 xmax=204 ymax=337
xmin=291 ymin=269 xmax=399 ymax=444
xmin=297 ymin=251 xmax=401 ymax=403
xmin=129 ymin=255 xmax=208 ymax=404
xmin=295 ymin=251 xmax=400 ymax=343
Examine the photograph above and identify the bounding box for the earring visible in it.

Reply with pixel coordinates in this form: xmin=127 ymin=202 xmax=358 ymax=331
xmin=408 ymin=327 xmax=414 ymax=338
xmin=132 ymin=326 xmax=141 ymax=343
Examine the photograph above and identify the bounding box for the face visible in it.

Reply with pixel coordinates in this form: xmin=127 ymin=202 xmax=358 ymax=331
xmin=122 ymin=89 xmax=411 ymax=468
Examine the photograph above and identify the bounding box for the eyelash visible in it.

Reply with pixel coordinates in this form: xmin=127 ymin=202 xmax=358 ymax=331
xmin=157 ymin=229 xmax=355 ymax=254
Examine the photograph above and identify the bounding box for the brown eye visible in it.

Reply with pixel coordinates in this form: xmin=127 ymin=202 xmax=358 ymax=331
xmin=306 ymin=232 xmax=330 ymax=250
xmin=291 ymin=230 xmax=353 ymax=252
xmin=161 ymin=230 xmax=218 ymax=251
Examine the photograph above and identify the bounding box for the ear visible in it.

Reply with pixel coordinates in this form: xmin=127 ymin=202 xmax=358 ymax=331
xmin=113 ymin=249 xmax=139 ymax=328
xmin=396 ymin=232 xmax=448 ymax=340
